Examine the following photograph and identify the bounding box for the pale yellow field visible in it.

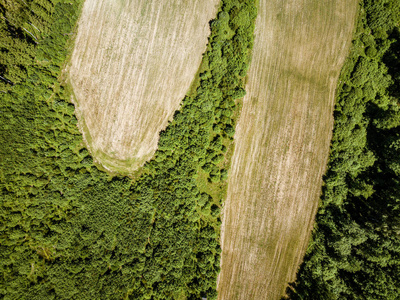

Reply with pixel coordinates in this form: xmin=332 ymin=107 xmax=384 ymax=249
xmin=218 ymin=0 xmax=358 ymax=299
xmin=68 ymin=0 xmax=219 ymax=173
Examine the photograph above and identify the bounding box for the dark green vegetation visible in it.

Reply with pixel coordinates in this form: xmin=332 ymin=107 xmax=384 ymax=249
xmin=0 ymin=0 xmax=55 ymax=92
xmin=0 ymin=0 xmax=256 ymax=299
xmin=286 ymin=0 xmax=400 ymax=299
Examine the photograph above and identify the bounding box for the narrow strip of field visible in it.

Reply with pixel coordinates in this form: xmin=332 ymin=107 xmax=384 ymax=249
xmin=218 ymin=0 xmax=358 ymax=299
xmin=68 ymin=0 xmax=219 ymax=173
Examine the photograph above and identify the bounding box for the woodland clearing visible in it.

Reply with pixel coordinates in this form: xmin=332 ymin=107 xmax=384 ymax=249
xmin=218 ymin=0 xmax=358 ymax=299
xmin=68 ymin=0 xmax=219 ymax=173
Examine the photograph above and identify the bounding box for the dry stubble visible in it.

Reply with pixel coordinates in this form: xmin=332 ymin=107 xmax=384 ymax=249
xmin=218 ymin=1 xmax=358 ymax=299
xmin=68 ymin=0 xmax=219 ymax=173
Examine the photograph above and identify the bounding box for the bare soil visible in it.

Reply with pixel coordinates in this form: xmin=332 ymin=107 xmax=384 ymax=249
xmin=218 ymin=1 xmax=358 ymax=299
xmin=68 ymin=0 xmax=219 ymax=174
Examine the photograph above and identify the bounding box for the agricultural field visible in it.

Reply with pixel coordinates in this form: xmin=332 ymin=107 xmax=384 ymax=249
xmin=2 ymin=0 xmax=400 ymax=299
xmin=0 ymin=1 xmax=257 ymax=298
xmin=218 ymin=0 xmax=358 ymax=299
xmin=288 ymin=0 xmax=400 ymax=298
xmin=68 ymin=0 xmax=219 ymax=173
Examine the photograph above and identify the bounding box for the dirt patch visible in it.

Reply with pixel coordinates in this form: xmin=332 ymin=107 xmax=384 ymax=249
xmin=68 ymin=0 xmax=219 ymax=174
xmin=218 ymin=0 xmax=358 ymax=299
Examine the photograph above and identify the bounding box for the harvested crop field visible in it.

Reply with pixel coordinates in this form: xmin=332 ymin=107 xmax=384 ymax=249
xmin=218 ymin=0 xmax=358 ymax=299
xmin=68 ymin=0 xmax=219 ymax=173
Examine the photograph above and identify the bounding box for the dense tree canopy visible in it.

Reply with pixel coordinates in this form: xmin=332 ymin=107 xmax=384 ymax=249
xmin=4 ymin=0 xmax=399 ymax=299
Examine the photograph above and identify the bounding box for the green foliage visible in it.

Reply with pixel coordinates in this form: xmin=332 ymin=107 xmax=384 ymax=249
xmin=0 ymin=0 xmax=257 ymax=299
xmin=0 ymin=0 xmax=58 ymax=91
xmin=285 ymin=1 xmax=400 ymax=299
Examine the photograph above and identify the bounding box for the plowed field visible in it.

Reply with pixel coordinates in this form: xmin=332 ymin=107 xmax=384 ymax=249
xmin=218 ymin=0 xmax=358 ymax=299
xmin=69 ymin=0 xmax=219 ymax=173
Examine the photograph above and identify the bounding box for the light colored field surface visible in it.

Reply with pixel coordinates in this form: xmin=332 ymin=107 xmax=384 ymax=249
xmin=68 ymin=0 xmax=219 ymax=173
xmin=218 ymin=1 xmax=358 ymax=299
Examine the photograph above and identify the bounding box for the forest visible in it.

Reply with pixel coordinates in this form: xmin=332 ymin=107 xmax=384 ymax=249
xmin=286 ymin=0 xmax=400 ymax=299
xmin=2 ymin=0 xmax=400 ymax=299
xmin=0 ymin=0 xmax=256 ymax=299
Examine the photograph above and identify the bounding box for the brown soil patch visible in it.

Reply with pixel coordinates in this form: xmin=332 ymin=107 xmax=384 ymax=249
xmin=68 ymin=0 xmax=219 ymax=173
xmin=218 ymin=0 xmax=358 ymax=299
